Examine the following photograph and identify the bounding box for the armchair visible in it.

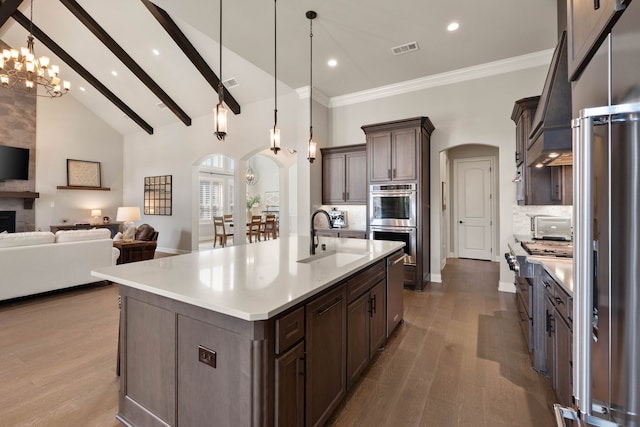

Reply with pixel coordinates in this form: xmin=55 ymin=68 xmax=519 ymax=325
xmin=114 ymin=223 xmax=159 ymax=264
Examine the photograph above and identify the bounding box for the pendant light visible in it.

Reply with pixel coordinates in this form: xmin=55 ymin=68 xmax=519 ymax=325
xmin=306 ymin=11 xmax=317 ymax=163
xmin=213 ymin=0 xmax=228 ymax=141
xmin=269 ymin=0 xmax=281 ymax=154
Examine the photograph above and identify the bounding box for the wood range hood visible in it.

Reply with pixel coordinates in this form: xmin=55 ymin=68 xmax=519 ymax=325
xmin=528 ymin=31 xmax=573 ymax=168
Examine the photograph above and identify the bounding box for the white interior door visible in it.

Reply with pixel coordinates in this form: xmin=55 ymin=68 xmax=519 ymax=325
xmin=455 ymin=158 xmax=492 ymax=260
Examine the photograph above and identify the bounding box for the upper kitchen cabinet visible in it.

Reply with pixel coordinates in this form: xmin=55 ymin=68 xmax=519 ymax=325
xmin=321 ymin=145 xmax=367 ymax=205
xmin=512 ymin=96 xmax=540 ymax=167
xmin=362 ymin=117 xmax=435 ymax=184
xmin=567 ymin=0 xmax=627 ymax=81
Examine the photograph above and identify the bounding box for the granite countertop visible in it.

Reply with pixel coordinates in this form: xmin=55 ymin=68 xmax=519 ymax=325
xmin=529 ymin=256 xmax=574 ymax=295
xmin=509 ymin=235 xmax=574 ymax=296
xmin=92 ymin=236 xmax=403 ymax=321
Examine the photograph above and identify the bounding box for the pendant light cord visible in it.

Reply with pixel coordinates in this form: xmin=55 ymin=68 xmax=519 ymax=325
xmin=309 ymin=16 xmax=313 ymax=142
xmin=218 ymin=0 xmax=223 ymax=100
xmin=273 ymin=0 xmax=278 ymax=133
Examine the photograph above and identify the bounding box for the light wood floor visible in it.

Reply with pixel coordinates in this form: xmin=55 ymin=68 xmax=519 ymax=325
xmin=0 ymin=258 xmax=556 ymax=426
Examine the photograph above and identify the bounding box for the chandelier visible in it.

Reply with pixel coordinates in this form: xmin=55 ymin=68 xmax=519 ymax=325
xmin=0 ymin=0 xmax=70 ymax=98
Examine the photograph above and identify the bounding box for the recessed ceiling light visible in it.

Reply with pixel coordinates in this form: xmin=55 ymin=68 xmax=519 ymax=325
xmin=152 ymin=49 xmax=160 ymax=56
xmin=548 ymin=152 xmax=560 ymax=158
xmin=447 ymin=22 xmax=459 ymax=31
xmin=79 ymin=86 xmax=86 ymax=92
xmin=111 ymin=71 xmax=118 ymax=77
xmin=535 ymin=163 xmax=544 ymax=168
xmin=328 ymin=59 xmax=337 ymax=67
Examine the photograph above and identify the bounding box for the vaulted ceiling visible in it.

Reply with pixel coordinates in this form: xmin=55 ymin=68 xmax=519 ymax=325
xmin=0 ymin=0 xmax=558 ymax=136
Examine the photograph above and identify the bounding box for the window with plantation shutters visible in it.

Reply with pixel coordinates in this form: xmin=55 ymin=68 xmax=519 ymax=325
xmin=199 ymin=154 xmax=235 ymax=224
xmin=200 ymin=180 xmax=212 ymax=221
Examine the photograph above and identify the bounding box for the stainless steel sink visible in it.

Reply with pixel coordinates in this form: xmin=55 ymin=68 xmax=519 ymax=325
xmin=297 ymin=250 xmax=366 ymax=267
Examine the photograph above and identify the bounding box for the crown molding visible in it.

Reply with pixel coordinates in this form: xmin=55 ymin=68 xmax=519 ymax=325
xmin=295 ymin=86 xmax=330 ymax=108
xmin=329 ymin=49 xmax=554 ymax=108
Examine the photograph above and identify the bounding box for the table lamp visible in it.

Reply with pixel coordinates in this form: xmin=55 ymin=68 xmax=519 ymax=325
xmin=91 ymin=209 xmax=102 ymax=225
xmin=116 ymin=207 xmax=141 ymax=242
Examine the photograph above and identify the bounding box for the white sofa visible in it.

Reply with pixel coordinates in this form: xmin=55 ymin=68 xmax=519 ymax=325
xmin=0 ymin=229 xmax=120 ymax=301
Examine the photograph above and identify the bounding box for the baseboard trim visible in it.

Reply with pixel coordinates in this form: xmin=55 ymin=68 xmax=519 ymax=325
xmin=498 ymin=281 xmax=516 ymax=293
xmin=431 ymin=273 xmax=442 ymax=283
xmin=156 ymin=246 xmax=189 ymax=255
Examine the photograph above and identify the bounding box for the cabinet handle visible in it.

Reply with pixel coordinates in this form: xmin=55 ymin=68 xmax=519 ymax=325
xmin=555 ymin=297 xmax=564 ymax=305
xmin=372 ymin=294 xmax=377 ymax=315
xmin=393 ymin=169 xmax=396 ymax=178
xmin=317 ymin=297 xmax=343 ymax=316
xmin=342 ymin=192 xmax=346 ymax=200
xmin=346 ymin=192 xmax=349 ymax=200
xmin=298 ymin=357 xmax=305 ymax=376
xmin=594 ymin=0 xmax=600 ymax=10
xmin=388 ymin=169 xmax=391 ymax=179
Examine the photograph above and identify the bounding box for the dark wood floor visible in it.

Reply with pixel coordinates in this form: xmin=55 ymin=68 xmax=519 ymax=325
xmin=0 ymin=258 xmax=556 ymax=426
xmin=329 ymin=258 xmax=557 ymax=426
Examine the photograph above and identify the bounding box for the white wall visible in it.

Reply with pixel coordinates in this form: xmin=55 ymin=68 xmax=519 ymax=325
xmin=35 ymin=94 xmax=124 ymax=231
xmin=328 ymin=65 xmax=549 ymax=289
xmin=123 ymin=90 xmax=310 ymax=253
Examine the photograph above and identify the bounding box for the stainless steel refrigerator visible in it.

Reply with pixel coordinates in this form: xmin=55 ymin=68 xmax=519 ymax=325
xmin=568 ymin=2 xmax=640 ymax=425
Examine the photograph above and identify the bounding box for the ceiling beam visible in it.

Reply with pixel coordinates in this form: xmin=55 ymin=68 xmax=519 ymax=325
xmin=141 ymin=0 xmax=241 ymax=115
xmin=0 ymin=0 xmax=22 ymax=29
xmin=11 ymin=10 xmax=154 ymax=135
xmin=59 ymin=0 xmax=192 ymax=126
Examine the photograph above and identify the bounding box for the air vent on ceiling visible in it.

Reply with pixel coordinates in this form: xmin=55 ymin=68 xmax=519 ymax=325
xmin=156 ymin=102 xmax=167 ymax=110
xmin=391 ymin=41 xmax=420 ymax=56
xmin=223 ymin=77 xmax=239 ymax=89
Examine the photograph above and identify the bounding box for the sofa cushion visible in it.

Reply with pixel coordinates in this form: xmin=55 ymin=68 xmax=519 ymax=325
xmin=55 ymin=228 xmax=111 ymax=243
xmin=0 ymin=231 xmax=56 ymax=248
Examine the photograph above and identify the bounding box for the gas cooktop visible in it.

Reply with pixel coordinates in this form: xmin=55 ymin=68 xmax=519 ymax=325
xmin=520 ymin=240 xmax=573 ymax=258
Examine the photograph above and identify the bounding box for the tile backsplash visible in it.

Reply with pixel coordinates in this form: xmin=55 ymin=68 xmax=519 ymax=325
xmin=320 ymin=205 xmax=367 ymax=229
xmin=512 ymin=205 xmax=573 ymax=237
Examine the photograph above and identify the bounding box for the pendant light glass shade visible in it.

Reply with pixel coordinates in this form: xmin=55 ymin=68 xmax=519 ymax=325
xmin=270 ymin=127 xmax=281 ymax=153
xmin=214 ymin=89 xmax=227 ymax=141
xmin=214 ymin=0 xmax=227 ymax=141
xmin=270 ymin=0 xmax=281 ymax=154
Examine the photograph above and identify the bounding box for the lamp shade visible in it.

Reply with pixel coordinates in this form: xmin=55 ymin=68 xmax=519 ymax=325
xmin=116 ymin=207 xmax=141 ymax=223
xmin=91 ymin=209 xmax=102 ymax=217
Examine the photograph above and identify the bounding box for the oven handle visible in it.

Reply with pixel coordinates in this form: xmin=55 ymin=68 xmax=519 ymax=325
xmin=371 ymin=227 xmax=416 ymax=233
xmin=370 ymin=191 xmax=415 ymax=197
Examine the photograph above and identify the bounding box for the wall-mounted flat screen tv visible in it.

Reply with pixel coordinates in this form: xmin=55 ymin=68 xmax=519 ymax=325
xmin=0 ymin=145 xmax=29 ymax=180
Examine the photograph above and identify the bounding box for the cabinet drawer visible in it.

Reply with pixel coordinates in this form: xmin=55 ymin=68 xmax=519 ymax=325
xmin=554 ymin=285 xmax=572 ymax=325
xmin=345 ymin=260 xmax=385 ymax=304
xmin=275 ymin=306 xmax=305 ymax=355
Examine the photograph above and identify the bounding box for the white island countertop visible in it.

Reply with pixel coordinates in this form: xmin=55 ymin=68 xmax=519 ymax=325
xmin=92 ymin=236 xmax=404 ymax=321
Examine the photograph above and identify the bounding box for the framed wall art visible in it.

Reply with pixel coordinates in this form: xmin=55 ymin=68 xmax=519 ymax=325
xmin=67 ymin=159 xmax=101 ymax=188
xmin=144 ymin=175 xmax=172 ymax=215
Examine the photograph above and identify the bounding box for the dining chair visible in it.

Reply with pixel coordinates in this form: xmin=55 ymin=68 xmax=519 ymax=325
xmin=213 ymin=216 xmax=233 ymax=247
xmin=247 ymin=215 xmax=262 ymax=243
xmin=261 ymin=214 xmax=277 ymax=240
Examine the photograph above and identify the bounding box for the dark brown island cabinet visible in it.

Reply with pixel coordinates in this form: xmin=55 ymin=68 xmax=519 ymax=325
xmin=116 ymin=254 xmax=402 ymax=427
xmin=362 ymin=117 xmax=434 ymax=290
xmin=321 ymin=144 xmax=367 ymax=205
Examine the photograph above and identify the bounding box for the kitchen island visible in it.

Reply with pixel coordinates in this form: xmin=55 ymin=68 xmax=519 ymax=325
xmin=92 ymin=236 xmax=404 ymax=427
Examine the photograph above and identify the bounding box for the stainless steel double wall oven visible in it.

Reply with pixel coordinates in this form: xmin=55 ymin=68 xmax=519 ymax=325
xmin=369 ymin=183 xmax=417 ymax=265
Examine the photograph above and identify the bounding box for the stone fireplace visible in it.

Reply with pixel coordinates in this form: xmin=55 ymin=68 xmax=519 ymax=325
xmin=0 ymin=39 xmax=38 ymax=232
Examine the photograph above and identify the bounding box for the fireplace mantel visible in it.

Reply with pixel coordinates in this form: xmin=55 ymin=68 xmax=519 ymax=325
xmin=0 ymin=191 xmax=40 ymax=209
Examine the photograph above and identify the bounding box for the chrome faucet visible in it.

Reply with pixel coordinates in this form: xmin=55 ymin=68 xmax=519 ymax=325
xmin=310 ymin=209 xmax=334 ymax=255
